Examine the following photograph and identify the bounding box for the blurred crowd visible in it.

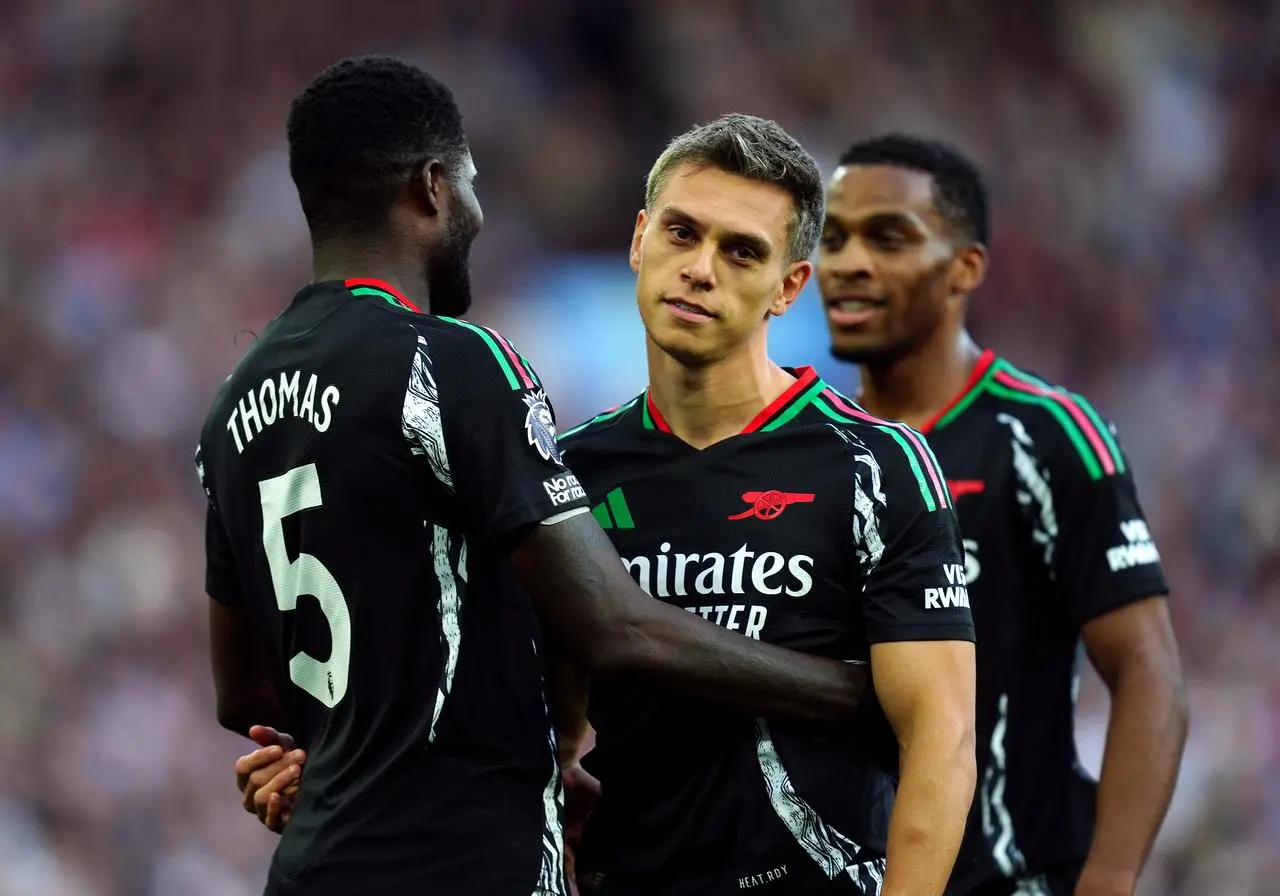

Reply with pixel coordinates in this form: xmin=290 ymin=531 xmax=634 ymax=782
xmin=0 ymin=0 xmax=1276 ymax=893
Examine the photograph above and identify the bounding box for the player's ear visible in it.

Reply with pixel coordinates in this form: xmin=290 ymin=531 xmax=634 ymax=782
xmin=769 ymin=259 xmax=813 ymax=317
xmin=414 ymin=159 xmax=447 ymax=218
xmin=629 ymin=211 xmax=647 ymax=273
xmin=950 ymin=242 xmax=987 ymax=296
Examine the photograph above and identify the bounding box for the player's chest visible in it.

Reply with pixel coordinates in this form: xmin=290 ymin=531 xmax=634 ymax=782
xmin=927 ymin=421 xmax=1034 ymax=595
xmin=569 ymin=443 xmax=856 ymax=641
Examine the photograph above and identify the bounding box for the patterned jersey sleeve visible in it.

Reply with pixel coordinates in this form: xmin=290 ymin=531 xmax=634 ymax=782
xmin=402 ymin=321 xmax=590 ymax=543
xmin=840 ymin=425 xmax=976 ymax=644
xmin=195 ymin=441 xmax=244 ymax=605
xmin=1032 ymin=406 xmax=1170 ymax=627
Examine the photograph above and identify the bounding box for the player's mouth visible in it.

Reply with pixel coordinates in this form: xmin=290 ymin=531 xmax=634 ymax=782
xmin=663 ymin=298 xmax=717 ymax=323
xmin=825 ymin=295 xmax=886 ymax=327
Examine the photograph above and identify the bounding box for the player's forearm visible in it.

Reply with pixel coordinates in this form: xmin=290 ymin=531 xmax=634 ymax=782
xmin=547 ymin=654 xmax=591 ymax=766
xmin=600 ymin=618 xmax=867 ymax=722
xmin=555 ymin=707 xmax=589 ymax=767
xmin=1085 ymin=662 xmax=1188 ymax=887
xmin=881 ymin=717 xmax=975 ymax=896
xmin=512 ymin=518 xmax=867 ymax=722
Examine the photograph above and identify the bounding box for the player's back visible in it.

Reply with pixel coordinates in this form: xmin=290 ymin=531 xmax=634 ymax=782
xmin=196 ymin=281 xmax=570 ymax=895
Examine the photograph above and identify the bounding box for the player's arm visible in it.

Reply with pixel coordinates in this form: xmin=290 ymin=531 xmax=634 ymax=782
xmin=1077 ymin=597 xmax=1184 ymax=895
xmin=540 ymin=435 xmax=591 ymax=766
xmin=855 ymin=433 xmax=976 ymax=896
xmin=197 ymin=446 xmax=291 ymax=737
xmin=209 ymin=599 xmax=288 ymax=736
xmin=509 ymin=516 xmax=866 ymax=721
xmin=420 ymin=328 xmax=867 ymax=722
xmin=872 ymin=640 xmax=975 ymax=896
xmin=1041 ymin=414 xmax=1187 ymax=895
xmin=545 ymin=641 xmax=591 ymax=766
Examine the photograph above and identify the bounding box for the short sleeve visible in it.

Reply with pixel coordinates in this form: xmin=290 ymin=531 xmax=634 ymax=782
xmin=195 ymin=442 xmax=243 ymax=605
xmin=846 ymin=426 xmax=976 ymax=644
xmin=1040 ymin=417 xmax=1170 ymax=627
xmin=403 ymin=324 xmax=589 ymax=543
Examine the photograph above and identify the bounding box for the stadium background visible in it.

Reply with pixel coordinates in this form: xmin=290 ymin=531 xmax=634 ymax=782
xmin=0 ymin=0 xmax=1276 ymax=893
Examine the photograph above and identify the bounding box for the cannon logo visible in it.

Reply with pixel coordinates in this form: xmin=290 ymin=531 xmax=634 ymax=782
xmin=728 ymin=490 xmax=815 ymax=522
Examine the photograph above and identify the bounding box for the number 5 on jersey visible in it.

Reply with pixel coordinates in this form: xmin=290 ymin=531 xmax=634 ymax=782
xmin=259 ymin=464 xmax=352 ymax=708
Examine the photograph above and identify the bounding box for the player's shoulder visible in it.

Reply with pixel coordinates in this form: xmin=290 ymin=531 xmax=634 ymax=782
xmin=802 ymin=386 xmax=951 ymax=501
xmin=202 ymin=367 xmax=238 ymax=417
xmin=406 ymin=314 xmax=544 ymax=392
xmin=803 ymin=385 xmax=933 ymax=459
xmin=979 ymin=356 xmax=1127 ymax=479
xmin=195 ymin=377 xmax=230 ymax=481
xmin=556 ymin=394 xmax=644 ymax=458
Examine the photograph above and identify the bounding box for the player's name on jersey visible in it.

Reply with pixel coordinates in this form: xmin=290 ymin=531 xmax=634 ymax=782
xmin=620 ymin=542 xmax=815 ymax=641
xmin=225 ymin=370 xmax=341 ymax=453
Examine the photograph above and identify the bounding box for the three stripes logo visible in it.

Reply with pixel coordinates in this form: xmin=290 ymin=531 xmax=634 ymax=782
xmin=592 ymin=487 xmax=635 ymax=530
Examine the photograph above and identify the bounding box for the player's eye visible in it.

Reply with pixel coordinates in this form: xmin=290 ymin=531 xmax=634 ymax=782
xmin=726 ymin=244 xmax=758 ymax=264
xmin=667 ymin=225 xmax=695 ymax=243
xmin=872 ymin=230 xmax=908 ymax=250
xmin=820 ymin=231 xmax=844 ymax=251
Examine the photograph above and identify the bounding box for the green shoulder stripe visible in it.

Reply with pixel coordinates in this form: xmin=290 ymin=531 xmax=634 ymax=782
xmin=436 ymin=316 xmax=538 ymax=391
xmin=987 ymin=361 xmax=1125 ymax=479
xmin=811 ymin=390 xmax=950 ymax=512
xmin=559 ymin=397 xmax=640 ymax=442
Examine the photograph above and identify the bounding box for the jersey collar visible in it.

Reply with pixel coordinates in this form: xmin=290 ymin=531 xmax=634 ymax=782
xmin=918 ymin=349 xmax=998 ymax=433
xmin=343 ymin=278 xmax=423 ymax=313
xmin=641 ymin=365 xmax=827 ymax=436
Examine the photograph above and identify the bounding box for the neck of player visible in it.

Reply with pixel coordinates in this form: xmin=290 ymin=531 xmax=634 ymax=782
xmin=856 ymin=329 xmax=984 ymax=431
xmin=646 ymin=336 xmax=795 ymax=449
xmin=312 ymin=239 xmax=429 ymax=309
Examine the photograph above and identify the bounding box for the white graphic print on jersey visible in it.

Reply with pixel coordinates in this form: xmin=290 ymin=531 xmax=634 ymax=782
xmin=979 ymin=693 xmax=1028 ymax=877
xmin=427 ymin=528 xmax=467 ymax=744
xmin=529 ymin=637 xmax=569 ymax=896
xmin=827 ymin=425 xmax=887 ymax=572
xmin=402 ymin=334 xmax=453 ymax=491
xmin=996 ymin=413 xmax=1059 ymax=575
xmin=756 ymin=719 xmax=887 ymax=893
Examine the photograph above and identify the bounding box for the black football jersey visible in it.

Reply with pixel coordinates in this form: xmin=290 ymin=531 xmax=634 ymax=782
xmin=907 ymin=351 xmax=1171 ymax=895
xmin=561 ymin=367 xmax=976 ymax=896
xmin=194 ymin=279 xmax=589 ymax=896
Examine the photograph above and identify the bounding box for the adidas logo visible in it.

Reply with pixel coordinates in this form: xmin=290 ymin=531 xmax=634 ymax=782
xmin=592 ymin=487 xmax=635 ymax=530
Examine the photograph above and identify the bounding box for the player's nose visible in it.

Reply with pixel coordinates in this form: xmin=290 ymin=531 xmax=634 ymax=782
xmin=680 ymin=243 xmax=717 ymax=291
xmin=821 ymin=237 xmax=875 ymax=282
